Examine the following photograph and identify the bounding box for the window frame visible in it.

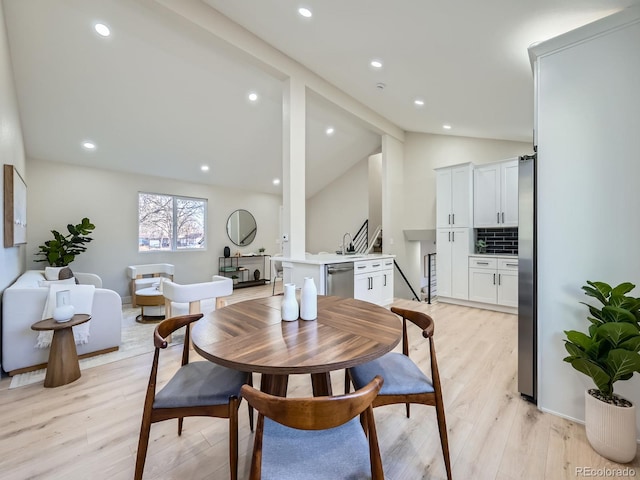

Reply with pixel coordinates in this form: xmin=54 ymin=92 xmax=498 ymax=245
xmin=138 ymin=192 xmax=207 ymax=253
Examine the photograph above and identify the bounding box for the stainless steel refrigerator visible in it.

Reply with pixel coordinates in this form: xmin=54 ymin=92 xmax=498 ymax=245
xmin=518 ymin=153 xmax=537 ymax=403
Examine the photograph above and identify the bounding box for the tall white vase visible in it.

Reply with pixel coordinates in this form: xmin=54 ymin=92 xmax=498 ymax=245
xmin=300 ymin=277 xmax=317 ymax=321
xmin=281 ymin=283 xmax=299 ymax=322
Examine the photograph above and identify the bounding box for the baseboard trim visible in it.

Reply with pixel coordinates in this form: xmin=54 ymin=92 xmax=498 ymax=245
xmin=6 ymin=346 xmax=120 ymax=376
xmin=437 ymin=296 xmax=518 ymax=314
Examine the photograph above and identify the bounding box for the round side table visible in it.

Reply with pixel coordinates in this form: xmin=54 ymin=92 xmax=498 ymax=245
xmin=31 ymin=314 xmax=91 ymax=388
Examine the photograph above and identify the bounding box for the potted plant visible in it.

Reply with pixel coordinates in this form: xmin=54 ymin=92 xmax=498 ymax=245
xmin=563 ymin=280 xmax=640 ymax=463
xmin=231 ymin=275 xmax=239 ymax=285
xmin=35 ymin=218 xmax=96 ymax=266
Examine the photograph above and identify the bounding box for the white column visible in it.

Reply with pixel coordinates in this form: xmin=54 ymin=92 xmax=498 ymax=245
xmin=282 ymin=77 xmax=306 ymax=262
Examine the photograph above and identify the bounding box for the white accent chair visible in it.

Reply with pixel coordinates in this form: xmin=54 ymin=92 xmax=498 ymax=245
xmin=162 ymin=276 xmax=233 ymax=318
xmin=126 ymin=264 xmax=174 ymax=307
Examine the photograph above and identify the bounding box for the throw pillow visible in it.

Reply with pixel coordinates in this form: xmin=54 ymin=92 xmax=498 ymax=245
xmin=58 ymin=267 xmax=79 ymax=284
xmin=44 ymin=266 xmax=66 ymax=280
xmin=38 ymin=278 xmax=76 ymax=287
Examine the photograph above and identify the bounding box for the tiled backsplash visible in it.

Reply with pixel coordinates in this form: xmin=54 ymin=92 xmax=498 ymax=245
xmin=476 ymin=228 xmax=518 ymax=255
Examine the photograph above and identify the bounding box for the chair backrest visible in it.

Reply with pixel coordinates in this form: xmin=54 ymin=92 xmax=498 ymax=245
xmin=127 ymin=263 xmax=175 ymax=279
xmin=162 ymin=277 xmax=233 ymax=304
xmin=242 ymin=375 xmax=383 ymax=430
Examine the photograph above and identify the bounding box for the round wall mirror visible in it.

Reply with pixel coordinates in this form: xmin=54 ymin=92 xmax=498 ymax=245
xmin=226 ymin=209 xmax=257 ymax=246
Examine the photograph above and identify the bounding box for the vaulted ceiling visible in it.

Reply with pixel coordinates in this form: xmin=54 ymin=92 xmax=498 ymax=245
xmin=3 ymin=0 xmax=637 ymax=196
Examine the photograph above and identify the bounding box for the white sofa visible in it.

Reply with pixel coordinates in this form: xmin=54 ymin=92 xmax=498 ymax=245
xmin=1 ymin=270 xmax=122 ymax=375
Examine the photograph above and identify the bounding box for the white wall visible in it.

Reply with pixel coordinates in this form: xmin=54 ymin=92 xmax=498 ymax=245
xmin=306 ymin=157 xmax=369 ymax=253
xmin=404 ymin=132 xmax=532 ymax=231
xmin=533 ymin=9 xmax=640 ymax=434
xmin=26 ymin=158 xmax=281 ymax=299
xmin=0 ymin=1 xmax=26 ymax=293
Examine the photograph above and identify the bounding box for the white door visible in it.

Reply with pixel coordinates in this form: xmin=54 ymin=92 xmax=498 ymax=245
xmin=474 ymin=164 xmax=500 ymax=227
xmin=501 ymin=160 xmax=519 ymax=226
xmin=436 ymin=169 xmax=452 ymax=228
xmin=436 ymin=229 xmax=452 ymax=297
xmin=469 ymin=268 xmax=497 ymax=304
xmin=451 ymin=164 xmax=472 ymax=227
xmin=497 ymin=270 xmax=518 ymax=307
xmin=450 ymin=229 xmax=469 ymax=299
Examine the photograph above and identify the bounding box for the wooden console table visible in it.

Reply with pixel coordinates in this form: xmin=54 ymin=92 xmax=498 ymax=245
xmin=30 ymin=314 xmax=91 ymax=388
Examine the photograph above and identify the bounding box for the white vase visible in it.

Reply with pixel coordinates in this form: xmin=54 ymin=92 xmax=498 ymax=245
xmin=53 ymin=289 xmax=75 ymax=322
xmin=585 ymin=389 xmax=637 ymax=463
xmin=300 ymin=277 xmax=317 ymax=321
xmin=281 ymin=283 xmax=299 ymax=322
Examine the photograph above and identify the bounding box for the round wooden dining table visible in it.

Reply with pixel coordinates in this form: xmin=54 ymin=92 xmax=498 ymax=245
xmin=191 ymin=295 xmax=401 ymax=396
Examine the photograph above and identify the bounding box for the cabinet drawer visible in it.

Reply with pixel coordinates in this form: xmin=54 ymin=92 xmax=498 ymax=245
xmin=468 ymin=257 xmax=497 ymax=269
xmin=498 ymin=258 xmax=518 ymax=270
xmin=354 ymin=259 xmax=386 ymax=274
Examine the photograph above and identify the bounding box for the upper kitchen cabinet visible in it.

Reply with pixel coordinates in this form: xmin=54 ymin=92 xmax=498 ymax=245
xmin=474 ymin=159 xmax=518 ymax=228
xmin=436 ymin=163 xmax=473 ymax=228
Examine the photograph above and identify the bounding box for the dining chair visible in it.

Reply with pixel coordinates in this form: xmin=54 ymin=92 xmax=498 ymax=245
xmin=162 ymin=276 xmax=233 ymax=318
xmin=346 ymin=306 xmax=453 ymax=480
xmin=134 ymin=313 xmax=250 ymax=480
xmin=241 ymin=375 xmax=385 ymax=480
xmin=271 ymin=255 xmax=284 ymax=295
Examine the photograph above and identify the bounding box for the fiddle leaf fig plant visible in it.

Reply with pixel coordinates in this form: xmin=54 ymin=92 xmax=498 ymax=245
xmin=35 ymin=217 xmax=96 ymax=267
xmin=563 ymin=281 xmax=640 ymax=402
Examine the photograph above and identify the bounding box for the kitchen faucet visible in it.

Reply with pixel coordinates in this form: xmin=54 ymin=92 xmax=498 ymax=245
xmin=342 ymin=232 xmax=353 ymax=255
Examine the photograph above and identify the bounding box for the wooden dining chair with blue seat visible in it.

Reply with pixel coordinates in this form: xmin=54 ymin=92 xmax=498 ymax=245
xmin=345 ymin=306 xmax=453 ymax=480
xmin=241 ymin=375 xmax=385 ymax=480
xmin=134 ymin=313 xmax=251 ymax=480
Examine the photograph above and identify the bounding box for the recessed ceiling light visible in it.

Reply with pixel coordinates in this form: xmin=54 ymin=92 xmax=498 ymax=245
xmin=82 ymin=141 xmax=96 ymax=150
xmin=201 ymin=165 xmax=210 ymax=172
xmin=443 ymin=124 xmax=452 ymax=130
xmin=414 ymin=98 xmax=425 ymax=107
xmin=273 ymin=178 xmax=281 ymax=185
xmin=248 ymin=92 xmax=258 ymax=102
xmin=370 ymin=59 xmax=383 ymax=69
xmin=94 ymin=23 xmax=110 ymax=37
xmin=298 ymin=7 xmax=312 ymax=18
xmin=325 ymin=127 xmax=335 ymax=136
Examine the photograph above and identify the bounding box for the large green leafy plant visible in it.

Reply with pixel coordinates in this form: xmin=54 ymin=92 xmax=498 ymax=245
xmin=35 ymin=218 xmax=96 ymax=267
xmin=563 ymin=281 xmax=640 ymax=401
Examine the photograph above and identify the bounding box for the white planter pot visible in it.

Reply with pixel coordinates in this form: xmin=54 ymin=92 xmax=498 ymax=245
xmin=585 ymin=389 xmax=637 ymax=463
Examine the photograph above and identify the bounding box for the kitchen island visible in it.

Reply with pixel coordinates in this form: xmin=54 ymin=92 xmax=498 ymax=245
xmin=273 ymin=253 xmax=395 ymax=306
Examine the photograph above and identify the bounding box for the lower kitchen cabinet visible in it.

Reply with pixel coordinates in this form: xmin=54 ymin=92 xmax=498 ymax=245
xmin=436 ymin=228 xmax=472 ymax=299
xmin=354 ymin=258 xmax=394 ymax=306
xmin=469 ymin=256 xmax=518 ymax=307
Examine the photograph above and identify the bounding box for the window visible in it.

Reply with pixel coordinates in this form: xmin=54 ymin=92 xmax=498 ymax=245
xmin=138 ymin=192 xmax=206 ymax=252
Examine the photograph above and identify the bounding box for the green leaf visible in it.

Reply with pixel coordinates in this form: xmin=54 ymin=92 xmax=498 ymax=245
xmin=612 ymin=282 xmax=636 ymax=296
xmin=564 ymin=330 xmax=593 ymax=350
xmin=601 ymin=306 xmax=637 ymax=324
xmin=604 ymin=349 xmax=640 ymax=383
xmin=564 ymin=342 xmax=587 ymax=358
xmin=570 ymin=358 xmax=612 ymax=395
xmin=619 ymin=336 xmax=640 ymax=352
xmin=597 ymin=322 xmax=640 ymax=346
xmin=583 ymin=281 xmax=611 ymax=305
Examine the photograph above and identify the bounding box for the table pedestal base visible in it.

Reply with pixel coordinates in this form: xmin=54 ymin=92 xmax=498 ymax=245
xmin=45 ymin=327 xmax=81 ymax=388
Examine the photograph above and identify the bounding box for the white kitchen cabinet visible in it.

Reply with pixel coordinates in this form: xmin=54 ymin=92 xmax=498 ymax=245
xmin=436 ymin=228 xmax=471 ymax=299
xmin=468 ymin=256 xmax=518 ymax=307
xmin=474 ymin=159 xmax=518 ymax=227
xmin=436 ymin=163 xmax=473 ymax=228
xmin=354 ymin=258 xmax=394 ymax=306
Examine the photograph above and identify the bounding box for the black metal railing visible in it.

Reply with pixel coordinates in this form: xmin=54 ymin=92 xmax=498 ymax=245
xmin=352 ymin=219 xmax=369 ymax=253
xmin=394 ymin=260 xmax=421 ymax=302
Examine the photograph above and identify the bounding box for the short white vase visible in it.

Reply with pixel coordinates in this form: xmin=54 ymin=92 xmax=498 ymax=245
xmin=53 ymin=289 xmax=75 ymax=322
xmin=585 ymin=389 xmax=637 ymax=463
xmin=300 ymin=277 xmax=317 ymax=321
xmin=281 ymin=283 xmax=299 ymax=322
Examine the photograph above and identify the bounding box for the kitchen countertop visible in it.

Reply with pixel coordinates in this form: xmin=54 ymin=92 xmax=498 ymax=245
xmin=469 ymin=253 xmax=518 ymax=258
xmin=274 ymin=253 xmax=395 ymax=265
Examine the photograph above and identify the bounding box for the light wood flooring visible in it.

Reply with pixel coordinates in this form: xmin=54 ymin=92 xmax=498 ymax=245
xmin=1 ymin=284 xmax=638 ymax=479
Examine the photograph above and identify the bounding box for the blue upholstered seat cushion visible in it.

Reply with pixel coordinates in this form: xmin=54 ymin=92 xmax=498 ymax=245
xmin=153 ymin=361 xmax=246 ymax=409
xmin=349 ymin=352 xmax=434 ymax=395
xmin=260 ymin=417 xmax=374 ymax=480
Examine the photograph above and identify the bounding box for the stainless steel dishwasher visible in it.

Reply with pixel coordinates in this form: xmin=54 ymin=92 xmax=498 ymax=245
xmin=325 ymin=262 xmax=354 ymax=298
